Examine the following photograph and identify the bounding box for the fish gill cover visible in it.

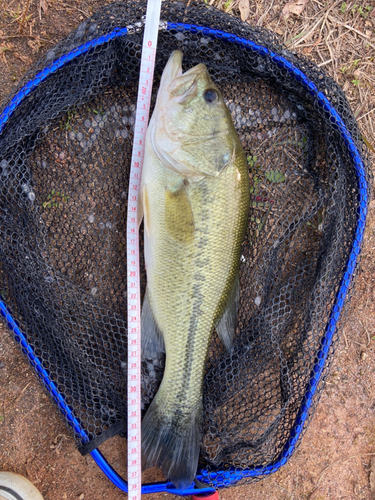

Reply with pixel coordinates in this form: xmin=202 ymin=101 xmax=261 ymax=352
xmin=0 ymin=0 xmax=371 ymax=490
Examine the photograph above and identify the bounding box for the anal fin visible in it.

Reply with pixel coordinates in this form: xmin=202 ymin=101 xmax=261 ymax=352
xmin=215 ymin=272 xmax=239 ymax=352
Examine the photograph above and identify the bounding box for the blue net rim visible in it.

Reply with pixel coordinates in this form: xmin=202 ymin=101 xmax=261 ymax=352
xmin=0 ymin=21 xmax=368 ymax=496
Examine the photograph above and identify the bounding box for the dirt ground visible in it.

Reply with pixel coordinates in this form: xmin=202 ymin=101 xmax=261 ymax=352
xmin=0 ymin=0 xmax=375 ymax=499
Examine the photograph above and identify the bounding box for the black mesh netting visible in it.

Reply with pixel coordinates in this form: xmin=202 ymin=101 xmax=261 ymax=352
xmin=0 ymin=0 xmax=372 ymax=489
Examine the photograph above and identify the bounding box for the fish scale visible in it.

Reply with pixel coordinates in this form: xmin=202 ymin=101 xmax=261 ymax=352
xmin=140 ymin=51 xmax=250 ymax=489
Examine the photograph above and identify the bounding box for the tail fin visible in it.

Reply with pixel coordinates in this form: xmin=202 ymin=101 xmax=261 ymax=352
xmin=142 ymin=398 xmax=202 ymax=490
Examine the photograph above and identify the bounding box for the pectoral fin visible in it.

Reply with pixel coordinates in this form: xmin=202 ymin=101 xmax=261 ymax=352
xmin=141 ymin=288 xmax=165 ymax=359
xmin=137 ymin=188 xmax=144 ymax=229
xmin=215 ymin=272 xmax=239 ymax=352
xmin=165 ymin=180 xmax=195 ymax=244
xmin=140 ymin=186 xmax=151 ymax=237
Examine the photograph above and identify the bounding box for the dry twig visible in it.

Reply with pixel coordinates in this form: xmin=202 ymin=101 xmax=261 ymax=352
xmin=342 ymin=328 xmax=349 ymax=349
xmin=358 ymin=108 xmax=375 ymax=122
xmin=14 ymin=381 xmax=31 ymax=404
xmin=328 ymin=14 xmax=375 ymax=51
xmin=19 ymin=0 xmax=31 ymax=34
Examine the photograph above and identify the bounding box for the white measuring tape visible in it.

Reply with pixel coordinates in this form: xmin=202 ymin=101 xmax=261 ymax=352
xmin=126 ymin=1 xmax=162 ymax=498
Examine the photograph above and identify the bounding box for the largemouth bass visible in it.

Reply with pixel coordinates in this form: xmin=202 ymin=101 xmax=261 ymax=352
xmin=139 ymin=50 xmax=250 ymax=490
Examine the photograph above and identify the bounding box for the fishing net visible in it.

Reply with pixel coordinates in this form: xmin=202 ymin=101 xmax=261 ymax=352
xmin=0 ymin=0 xmax=371 ymax=491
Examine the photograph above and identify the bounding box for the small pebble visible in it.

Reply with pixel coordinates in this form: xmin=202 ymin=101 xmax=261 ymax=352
xmin=91 ymin=288 xmax=97 ymax=296
xmin=69 ymin=132 xmax=76 ymax=140
xmin=75 ymin=20 xmax=87 ymax=36
xmin=84 ymin=119 xmax=91 ymax=128
xmin=254 ymin=296 xmax=262 ymax=306
xmin=106 ymin=221 xmax=113 ymax=229
xmin=46 ymin=50 xmax=56 ymax=61
xmin=88 ymin=214 xmax=95 ymax=224
xmin=28 ymin=192 xmax=35 ymax=202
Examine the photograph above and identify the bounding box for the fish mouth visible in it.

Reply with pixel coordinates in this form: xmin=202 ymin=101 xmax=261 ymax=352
xmin=160 ymin=50 xmax=184 ymax=92
xmin=166 ymin=51 xmax=211 ymax=102
xmin=149 ymin=50 xmax=234 ymax=180
xmin=165 ymin=50 xmax=209 ymax=82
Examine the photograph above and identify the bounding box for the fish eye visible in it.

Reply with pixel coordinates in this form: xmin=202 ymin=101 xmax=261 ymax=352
xmin=204 ymin=89 xmax=218 ymax=104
